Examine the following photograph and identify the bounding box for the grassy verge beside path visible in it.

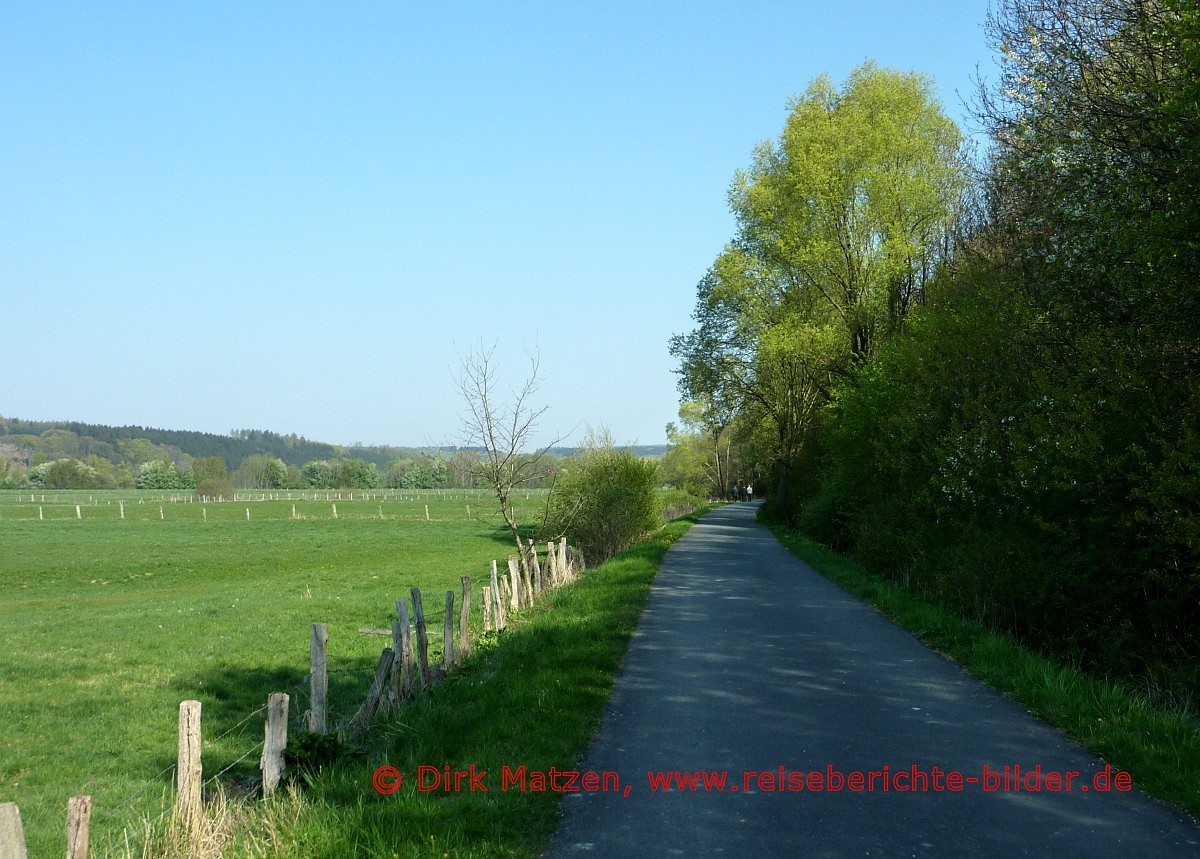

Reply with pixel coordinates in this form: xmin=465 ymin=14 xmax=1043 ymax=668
xmin=141 ymin=508 xmax=710 ymax=858
xmin=766 ymin=520 xmax=1200 ymax=823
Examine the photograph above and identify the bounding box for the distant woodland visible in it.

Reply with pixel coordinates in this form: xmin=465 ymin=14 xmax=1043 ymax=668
xmin=0 ymin=416 xmax=665 ymax=493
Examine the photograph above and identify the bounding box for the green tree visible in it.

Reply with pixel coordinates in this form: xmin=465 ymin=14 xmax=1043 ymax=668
xmin=542 ymin=432 xmax=661 ymax=566
xmin=672 ymin=62 xmax=970 ymax=513
xmin=731 ymin=61 xmax=970 ymax=360
xmin=136 ymin=460 xmax=184 ymax=489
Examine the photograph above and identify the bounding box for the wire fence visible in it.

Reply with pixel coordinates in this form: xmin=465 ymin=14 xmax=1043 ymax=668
xmin=5 ymin=538 xmax=582 ymax=859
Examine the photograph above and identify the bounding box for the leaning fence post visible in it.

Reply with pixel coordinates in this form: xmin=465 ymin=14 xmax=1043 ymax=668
xmin=66 ymin=795 xmax=91 ymax=859
xmin=0 ymin=802 xmax=27 ymax=859
xmin=459 ymin=575 xmax=472 ymax=658
xmin=306 ymin=623 xmax=328 ymax=733
xmin=411 ymin=588 xmax=431 ymax=687
xmin=347 ymin=648 xmax=395 ymax=738
xmin=482 ymin=585 xmax=493 ymax=632
xmin=177 ymin=700 xmax=203 ymax=825
xmin=261 ymin=693 xmax=289 ymax=797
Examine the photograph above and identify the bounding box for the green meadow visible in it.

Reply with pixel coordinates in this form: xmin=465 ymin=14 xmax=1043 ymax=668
xmin=0 ymin=489 xmax=539 ymax=857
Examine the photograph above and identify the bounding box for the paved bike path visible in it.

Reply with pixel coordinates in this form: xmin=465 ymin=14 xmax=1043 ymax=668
xmin=547 ymin=502 xmax=1199 ymax=857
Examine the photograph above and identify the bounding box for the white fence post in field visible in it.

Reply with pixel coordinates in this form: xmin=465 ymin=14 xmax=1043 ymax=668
xmin=75 ymin=505 xmax=82 ymax=520
xmin=305 ymin=624 xmax=329 ymax=733
xmin=66 ymin=795 xmax=91 ymax=859
xmin=261 ymin=692 xmax=289 ymax=797
xmin=0 ymin=802 xmax=27 ymax=859
xmin=119 ymin=501 xmax=125 ymax=519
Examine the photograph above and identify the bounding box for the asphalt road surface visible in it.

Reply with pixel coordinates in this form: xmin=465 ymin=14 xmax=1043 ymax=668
xmin=547 ymin=502 xmax=1200 ymax=857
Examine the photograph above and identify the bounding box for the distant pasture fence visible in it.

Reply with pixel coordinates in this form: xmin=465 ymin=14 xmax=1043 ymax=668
xmin=0 ymin=488 xmax=545 ymax=524
xmin=0 ymin=536 xmax=582 ymax=859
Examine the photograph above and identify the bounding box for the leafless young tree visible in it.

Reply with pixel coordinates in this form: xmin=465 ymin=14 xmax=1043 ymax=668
xmin=456 ymin=341 xmax=562 ymax=572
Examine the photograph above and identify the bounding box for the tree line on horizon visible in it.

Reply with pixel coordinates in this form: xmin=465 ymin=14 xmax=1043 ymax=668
xmin=666 ymin=0 xmax=1198 ymax=690
xmin=0 ymin=416 xmax=514 ymax=492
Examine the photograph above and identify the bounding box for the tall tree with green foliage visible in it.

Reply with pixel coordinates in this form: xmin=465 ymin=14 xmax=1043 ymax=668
xmin=672 ymin=61 xmax=970 ymax=512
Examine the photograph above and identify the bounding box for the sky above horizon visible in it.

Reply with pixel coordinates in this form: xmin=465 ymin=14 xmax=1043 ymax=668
xmin=3 ymin=1 xmax=995 ymax=449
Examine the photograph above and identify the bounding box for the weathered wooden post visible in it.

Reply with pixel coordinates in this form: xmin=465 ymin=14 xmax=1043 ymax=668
xmin=394 ymin=598 xmax=416 ymax=699
xmin=261 ymin=693 xmax=289 ymax=797
xmin=482 ymin=585 xmax=493 ymax=632
xmin=0 ymin=802 xmax=27 ymax=859
xmin=443 ymin=590 xmax=455 ymax=669
xmin=490 ymin=560 xmax=505 ymax=629
xmin=347 ymin=649 xmax=394 ymax=738
xmin=529 ymin=543 xmax=542 ymax=596
xmin=507 ymin=556 xmax=521 ymax=613
xmin=411 ymin=588 xmax=431 ymax=687
xmin=66 ymin=795 xmax=91 ymax=859
xmin=306 ymin=623 xmax=328 ymax=733
xmin=177 ymin=700 xmax=203 ymax=821
xmin=558 ymin=537 xmax=570 ymax=582
xmin=459 ymin=575 xmax=472 ymax=657
xmin=547 ymin=541 xmax=560 ymax=585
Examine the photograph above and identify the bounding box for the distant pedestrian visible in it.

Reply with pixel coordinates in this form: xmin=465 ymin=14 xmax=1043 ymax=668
xmin=746 ymin=483 xmax=754 ymax=501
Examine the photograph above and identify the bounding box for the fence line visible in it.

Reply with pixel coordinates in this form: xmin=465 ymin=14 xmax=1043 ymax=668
xmin=0 ymin=537 xmax=582 ymax=859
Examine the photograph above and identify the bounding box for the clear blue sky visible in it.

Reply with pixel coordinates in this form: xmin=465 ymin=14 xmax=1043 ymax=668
xmin=2 ymin=1 xmax=994 ymax=449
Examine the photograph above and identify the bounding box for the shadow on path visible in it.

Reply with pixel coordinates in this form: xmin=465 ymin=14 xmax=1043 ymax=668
xmin=547 ymin=502 xmax=1200 ymax=857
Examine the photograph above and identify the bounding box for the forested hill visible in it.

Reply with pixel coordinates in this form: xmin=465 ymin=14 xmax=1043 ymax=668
xmin=0 ymin=416 xmax=669 ymax=472
xmin=2 ymin=417 xmax=406 ymax=470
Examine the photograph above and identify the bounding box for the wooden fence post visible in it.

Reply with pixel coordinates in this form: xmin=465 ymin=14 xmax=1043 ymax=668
xmin=261 ymin=693 xmax=289 ymax=797
xmin=529 ymin=544 xmax=542 ymax=596
xmin=0 ymin=802 xmax=26 ymax=859
xmin=547 ymin=541 xmax=559 ymax=585
xmin=177 ymin=700 xmax=203 ymax=822
xmin=411 ymin=588 xmax=430 ymax=687
xmin=392 ymin=598 xmax=415 ymax=701
xmin=306 ymin=623 xmax=328 ymax=733
xmin=558 ymin=538 xmax=570 ymax=582
xmin=459 ymin=575 xmax=472 ymax=657
xmin=442 ymin=591 xmax=455 ymax=669
xmin=490 ymin=560 xmax=505 ymax=629
xmin=66 ymin=795 xmax=91 ymax=859
xmin=507 ymin=556 xmax=520 ymax=613
xmin=482 ymin=585 xmax=493 ymax=632
xmin=347 ymin=649 xmax=395 ymax=738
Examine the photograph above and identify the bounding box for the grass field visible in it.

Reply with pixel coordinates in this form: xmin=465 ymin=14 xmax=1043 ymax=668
xmin=0 ymin=489 xmax=544 ymax=857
